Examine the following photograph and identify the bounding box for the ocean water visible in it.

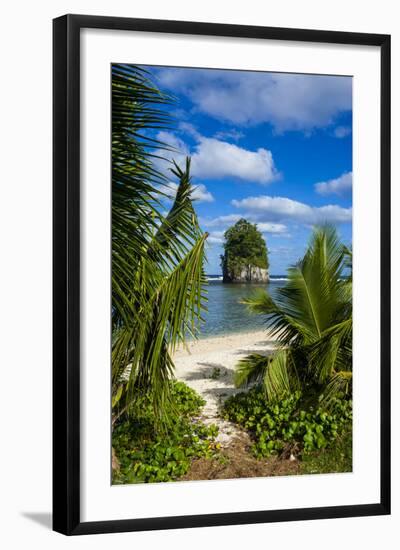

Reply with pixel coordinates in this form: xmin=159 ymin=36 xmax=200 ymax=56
xmin=196 ymin=276 xmax=287 ymax=339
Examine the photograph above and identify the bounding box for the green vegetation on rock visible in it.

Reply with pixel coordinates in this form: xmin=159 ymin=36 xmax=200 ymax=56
xmin=220 ymin=219 xmax=269 ymax=282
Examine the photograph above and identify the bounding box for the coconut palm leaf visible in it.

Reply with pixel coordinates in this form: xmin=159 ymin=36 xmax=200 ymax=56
xmin=309 ymin=317 xmax=352 ymax=383
xmin=148 ymin=158 xmax=203 ymax=268
xmin=112 ymin=64 xmax=174 ymax=329
xmin=263 ymin=349 xmax=301 ymax=401
xmin=234 ymin=353 xmax=271 ymax=388
xmin=111 ymin=64 xmax=207 ymax=426
xmin=112 ymin=167 xmax=207 ymax=422
xmin=238 ymin=225 xmax=352 ymax=404
xmin=320 ymin=370 xmax=352 ymax=406
xmin=235 ymin=349 xmax=300 ymax=401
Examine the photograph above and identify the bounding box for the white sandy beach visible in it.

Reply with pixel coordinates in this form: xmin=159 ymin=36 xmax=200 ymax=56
xmin=172 ymin=330 xmax=277 ymax=446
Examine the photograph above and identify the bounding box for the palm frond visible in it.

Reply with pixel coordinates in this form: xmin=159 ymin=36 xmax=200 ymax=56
xmin=235 ymin=349 xmax=300 ymax=402
xmin=148 ymin=158 xmax=203 ymax=267
xmin=309 ymin=317 xmax=352 ymax=383
xmin=319 ymin=370 xmax=353 ymax=407
xmin=263 ymin=350 xmax=300 ymax=401
xmin=234 ymin=353 xmax=271 ymax=388
xmin=111 ymin=64 xmax=207 ymax=426
xmin=241 ymin=289 xmax=302 ymax=346
xmin=112 ymin=64 xmax=174 ymax=330
xmin=236 ymin=225 xmax=352 ymax=402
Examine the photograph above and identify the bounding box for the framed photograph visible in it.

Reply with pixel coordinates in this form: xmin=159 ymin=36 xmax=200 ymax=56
xmin=53 ymin=14 xmax=391 ymax=535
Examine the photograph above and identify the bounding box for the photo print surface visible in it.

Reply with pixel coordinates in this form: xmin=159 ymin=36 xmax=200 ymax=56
xmin=111 ymin=64 xmax=353 ymax=485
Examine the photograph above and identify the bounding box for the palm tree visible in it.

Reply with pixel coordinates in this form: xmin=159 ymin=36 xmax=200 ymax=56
xmin=111 ymin=64 xmax=207 ymax=426
xmin=235 ymin=226 xmax=352 ymax=406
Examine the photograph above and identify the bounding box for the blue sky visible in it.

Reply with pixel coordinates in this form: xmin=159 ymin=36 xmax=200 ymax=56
xmin=142 ymin=65 xmax=352 ymax=275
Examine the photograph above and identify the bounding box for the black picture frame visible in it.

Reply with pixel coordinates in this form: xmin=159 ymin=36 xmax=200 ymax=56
xmin=53 ymin=14 xmax=391 ymax=536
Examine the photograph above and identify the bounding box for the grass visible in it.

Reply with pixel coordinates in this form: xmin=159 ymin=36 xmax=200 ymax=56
xmin=300 ymin=429 xmax=352 ymax=475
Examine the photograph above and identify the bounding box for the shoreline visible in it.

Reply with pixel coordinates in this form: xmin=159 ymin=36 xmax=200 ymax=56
xmin=173 ymin=329 xmax=276 ymax=357
xmin=185 ymin=326 xmax=267 ymax=343
xmin=172 ymin=330 xmax=277 ymax=446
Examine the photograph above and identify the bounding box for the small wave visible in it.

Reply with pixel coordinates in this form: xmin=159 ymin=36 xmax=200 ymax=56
xmin=206 ymin=276 xmax=288 ymax=282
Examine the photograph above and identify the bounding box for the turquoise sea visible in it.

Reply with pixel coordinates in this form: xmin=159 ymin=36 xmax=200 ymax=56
xmin=197 ymin=275 xmax=287 ymax=339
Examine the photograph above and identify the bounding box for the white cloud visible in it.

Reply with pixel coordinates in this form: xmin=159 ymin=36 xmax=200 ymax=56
xmin=156 ymin=131 xmax=190 ymax=157
xmin=155 ymin=68 xmax=352 ymax=133
xmin=206 ymin=226 xmax=286 ymax=246
xmin=161 ymin=181 xmax=214 ymax=203
xmin=178 ymin=122 xmax=200 ymax=139
xmin=256 ymin=222 xmax=288 ymax=234
xmin=269 ymin=245 xmax=295 ymax=256
xmin=231 ymin=195 xmax=352 ymax=225
xmin=192 ymin=184 xmax=214 ymax=202
xmin=159 ymin=181 xmax=179 ymax=200
xmin=207 ymin=231 xmax=225 ymax=244
xmin=315 ymin=171 xmax=352 ymax=196
xmin=202 ymin=215 xmax=288 ymax=235
xmin=213 ymin=129 xmax=244 ymax=142
xmin=334 ymin=126 xmax=352 ymax=138
xmin=192 ymin=137 xmax=278 ymax=183
xmin=202 ymin=214 xmax=242 ymax=228
xmin=155 ymin=131 xmax=278 ymax=184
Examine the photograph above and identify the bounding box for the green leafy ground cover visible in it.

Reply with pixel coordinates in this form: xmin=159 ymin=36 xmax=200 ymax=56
xmin=112 ymin=382 xmax=219 ymax=484
xmin=223 ymin=386 xmax=352 ymax=466
xmin=300 ymin=429 xmax=352 ymax=474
